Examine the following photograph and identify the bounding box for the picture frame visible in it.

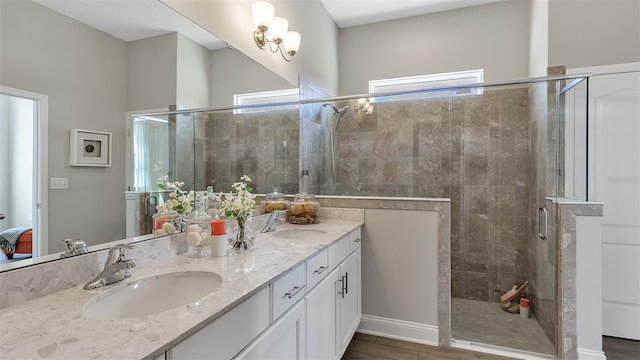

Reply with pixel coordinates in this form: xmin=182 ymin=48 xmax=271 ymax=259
xmin=70 ymin=129 xmax=112 ymax=167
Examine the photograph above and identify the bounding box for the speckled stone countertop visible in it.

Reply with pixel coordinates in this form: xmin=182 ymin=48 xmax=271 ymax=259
xmin=0 ymin=219 xmax=362 ymax=360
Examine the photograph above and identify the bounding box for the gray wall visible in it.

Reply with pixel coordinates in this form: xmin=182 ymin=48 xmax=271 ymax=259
xmin=163 ymin=0 xmax=340 ymax=96
xmin=127 ymin=33 xmax=178 ymax=112
xmin=338 ymin=0 xmax=530 ymax=95
xmin=0 ymin=0 xmax=128 ymax=253
xmin=176 ymin=33 xmax=211 ymax=109
xmin=209 ymin=48 xmax=294 ymax=108
xmin=549 ymin=0 xmax=640 ymax=69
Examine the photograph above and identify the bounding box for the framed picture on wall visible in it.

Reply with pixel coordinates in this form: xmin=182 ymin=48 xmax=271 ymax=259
xmin=70 ymin=129 xmax=112 ymax=167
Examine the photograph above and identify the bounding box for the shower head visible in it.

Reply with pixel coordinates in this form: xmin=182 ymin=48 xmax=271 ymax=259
xmin=337 ymin=106 xmax=349 ymax=117
xmin=323 ymin=103 xmax=349 ymax=117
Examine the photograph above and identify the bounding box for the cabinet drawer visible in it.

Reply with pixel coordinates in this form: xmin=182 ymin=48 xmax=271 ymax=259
xmin=171 ymin=286 xmax=270 ymax=360
xmin=350 ymin=227 xmax=362 ymax=251
xmin=306 ymin=248 xmax=329 ymax=291
xmin=272 ymin=263 xmax=306 ymax=321
xmin=328 ymin=234 xmax=351 ymax=271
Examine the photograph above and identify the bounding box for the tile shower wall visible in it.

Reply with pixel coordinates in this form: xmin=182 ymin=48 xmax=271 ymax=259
xmin=312 ymin=88 xmax=534 ymax=304
xmin=200 ymin=109 xmax=299 ymax=194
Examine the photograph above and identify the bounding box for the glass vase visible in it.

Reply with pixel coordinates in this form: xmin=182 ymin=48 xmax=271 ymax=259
xmin=229 ymin=216 xmax=255 ymax=252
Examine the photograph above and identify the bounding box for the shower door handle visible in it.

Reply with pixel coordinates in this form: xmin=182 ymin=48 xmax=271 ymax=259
xmin=539 ymin=207 xmax=548 ymax=240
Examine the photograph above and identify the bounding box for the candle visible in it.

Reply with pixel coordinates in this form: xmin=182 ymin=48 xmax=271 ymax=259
xmin=211 ymin=219 xmax=226 ymax=235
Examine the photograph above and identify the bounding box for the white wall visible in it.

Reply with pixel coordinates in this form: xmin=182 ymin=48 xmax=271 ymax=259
xmin=0 ymin=0 xmax=128 ymax=253
xmin=576 ymin=215 xmax=605 ymax=358
xmin=549 ymin=0 xmax=640 ymax=69
xmin=528 ymin=0 xmax=549 ymax=77
xmin=338 ymin=0 xmax=530 ymax=95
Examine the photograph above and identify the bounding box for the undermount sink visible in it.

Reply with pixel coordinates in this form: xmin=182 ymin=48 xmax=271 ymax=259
xmin=84 ymin=271 xmax=222 ymax=320
xmin=271 ymin=228 xmax=328 ymax=240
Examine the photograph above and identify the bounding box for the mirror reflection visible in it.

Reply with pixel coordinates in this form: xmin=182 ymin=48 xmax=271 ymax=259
xmin=0 ymin=0 xmax=294 ymax=267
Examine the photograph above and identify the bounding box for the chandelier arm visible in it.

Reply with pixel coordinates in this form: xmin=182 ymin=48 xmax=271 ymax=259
xmin=277 ymin=46 xmax=293 ymax=62
xmin=266 ymin=39 xmax=280 ymax=54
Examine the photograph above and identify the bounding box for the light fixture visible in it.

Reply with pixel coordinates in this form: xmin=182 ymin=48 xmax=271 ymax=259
xmin=252 ymin=1 xmax=301 ymax=62
xmin=355 ymin=98 xmax=374 ymax=115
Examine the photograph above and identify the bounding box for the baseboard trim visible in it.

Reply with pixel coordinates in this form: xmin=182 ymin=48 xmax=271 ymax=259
xmin=577 ymin=347 xmax=607 ymax=360
xmin=357 ymin=314 xmax=439 ymax=346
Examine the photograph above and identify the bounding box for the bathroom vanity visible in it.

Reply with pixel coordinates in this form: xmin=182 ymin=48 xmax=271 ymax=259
xmin=0 ymin=218 xmax=362 ymax=360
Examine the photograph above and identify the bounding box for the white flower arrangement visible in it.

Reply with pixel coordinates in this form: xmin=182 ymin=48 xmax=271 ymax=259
xmin=220 ymin=175 xmax=256 ymax=219
xmin=156 ymin=175 xmax=194 ymax=215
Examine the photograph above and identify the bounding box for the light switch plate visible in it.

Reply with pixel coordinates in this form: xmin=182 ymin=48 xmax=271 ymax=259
xmin=51 ymin=177 xmax=68 ymax=189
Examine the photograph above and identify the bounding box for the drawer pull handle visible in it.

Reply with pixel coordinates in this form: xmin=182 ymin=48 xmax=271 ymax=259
xmin=314 ymin=265 xmax=328 ymax=274
xmin=284 ymin=285 xmax=305 ymax=299
xmin=353 ymin=238 xmax=361 ymax=243
xmin=338 ymin=276 xmax=346 ymax=298
xmin=345 ymin=271 xmax=349 ymax=295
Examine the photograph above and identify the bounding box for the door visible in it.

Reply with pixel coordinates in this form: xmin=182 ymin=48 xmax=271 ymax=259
xmin=0 ymin=86 xmax=48 ymax=258
xmin=574 ymin=63 xmax=640 ymax=340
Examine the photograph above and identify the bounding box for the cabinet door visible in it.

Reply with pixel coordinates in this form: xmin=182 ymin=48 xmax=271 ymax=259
xmin=337 ymin=248 xmax=361 ymax=357
xmin=306 ymin=268 xmax=340 ymax=360
xmin=235 ymin=300 xmax=306 ymax=360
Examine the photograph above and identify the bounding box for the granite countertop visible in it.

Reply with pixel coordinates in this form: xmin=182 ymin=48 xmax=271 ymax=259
xmin=0 ymin=220 xmax=362 ymax=360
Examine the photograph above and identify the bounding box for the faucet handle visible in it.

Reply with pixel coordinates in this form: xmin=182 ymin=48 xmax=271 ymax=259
xmin=108 ymin=243 xmax=136 ymax=261
xmin=110 ymin=243 xmax=136 ymax=251
xmin=274 ymin=210 xmax=286 ymax=223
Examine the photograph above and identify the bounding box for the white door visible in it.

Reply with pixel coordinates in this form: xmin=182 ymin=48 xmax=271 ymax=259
xmin=0 ymin=86 xmax=48 ymax=258
xmin=571 ymin=63 xmax=640 ymax=340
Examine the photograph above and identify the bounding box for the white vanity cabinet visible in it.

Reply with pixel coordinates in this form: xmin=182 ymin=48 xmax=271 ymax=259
xmin=307 ymin=228 xmax=362 ymax=360
xmin=168 ymin=226 xmax=362 ymax=360
xmin=234 ymin=264 xmax=308 ymax=359
xmin=306 ymin=267 xmax=340 ymax=359
xmin=234 ymin=300 xmax=306 ymax=359
xmin=169 ymin=286 xmax=270 ymax=360
xmin=337 ymin=248 xmax=361 ymax=356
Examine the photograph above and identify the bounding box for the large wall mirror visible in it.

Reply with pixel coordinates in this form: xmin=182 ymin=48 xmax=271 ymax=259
xmin=0 ymin=0 xmax=297 ymax=269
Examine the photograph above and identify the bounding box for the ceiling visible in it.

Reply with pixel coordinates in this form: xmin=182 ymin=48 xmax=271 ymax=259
xmin=321 ymin=0 xmax=505 ymax=28
xmin=34 ymin=0 xmax=505 ymax=50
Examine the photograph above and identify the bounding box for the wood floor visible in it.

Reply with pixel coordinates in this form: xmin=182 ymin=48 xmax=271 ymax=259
xmin=342 ymin=333 xmax=514 ymax=360
xmin=342 ymin=333 xmax=640 ymax=360
xmin=603 ymin=336 xmax=640 ymax=360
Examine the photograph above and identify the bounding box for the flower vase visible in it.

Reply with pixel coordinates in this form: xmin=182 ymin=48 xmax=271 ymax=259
xmin=229 ymin=216 xmax=255 ymax=252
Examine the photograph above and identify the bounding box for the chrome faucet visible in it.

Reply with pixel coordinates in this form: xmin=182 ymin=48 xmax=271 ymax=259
xmin=84 ymin=244 xmax=137 ymax=290
xmin=261 ymin=210 xmax=286 ymax=233
xmin=59 ymin=238 xmax=88 ymax=258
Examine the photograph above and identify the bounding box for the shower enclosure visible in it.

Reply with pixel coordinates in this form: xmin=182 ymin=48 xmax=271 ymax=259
xmin=301 ymin=75 xmax=589 ymax=357
xmin=130 ymin=74 xmax=589 ymax=357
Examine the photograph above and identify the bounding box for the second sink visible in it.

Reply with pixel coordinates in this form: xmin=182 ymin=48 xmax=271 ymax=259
xmin=84 ymin=271 xmax=222 ymax=320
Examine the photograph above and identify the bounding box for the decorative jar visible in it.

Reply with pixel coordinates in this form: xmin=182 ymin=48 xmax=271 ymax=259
xmin=261 ymin=191 xmax=288 ymax=214
xmin=152 ymin=210 xmax=182 ymax=237
xmin=183 ymin=194 xmax=212 ymax=258
xmin=288 ymin=192 xmax=319 ymax=224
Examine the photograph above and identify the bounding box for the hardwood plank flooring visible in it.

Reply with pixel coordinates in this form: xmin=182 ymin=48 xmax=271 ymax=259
xmin=342 ymin=333 xmax=516 ymax=360
xmin=343 ymin=333 xmax=640 ymax=360
xmin=603 ymin=336 xmax=640 ymax=360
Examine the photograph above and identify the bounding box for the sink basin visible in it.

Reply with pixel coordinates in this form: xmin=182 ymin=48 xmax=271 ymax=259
xmin=84 ymin=271 xmax=222 ymax=320
xmin=272 ymin=228 xmax=328 ymax=240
